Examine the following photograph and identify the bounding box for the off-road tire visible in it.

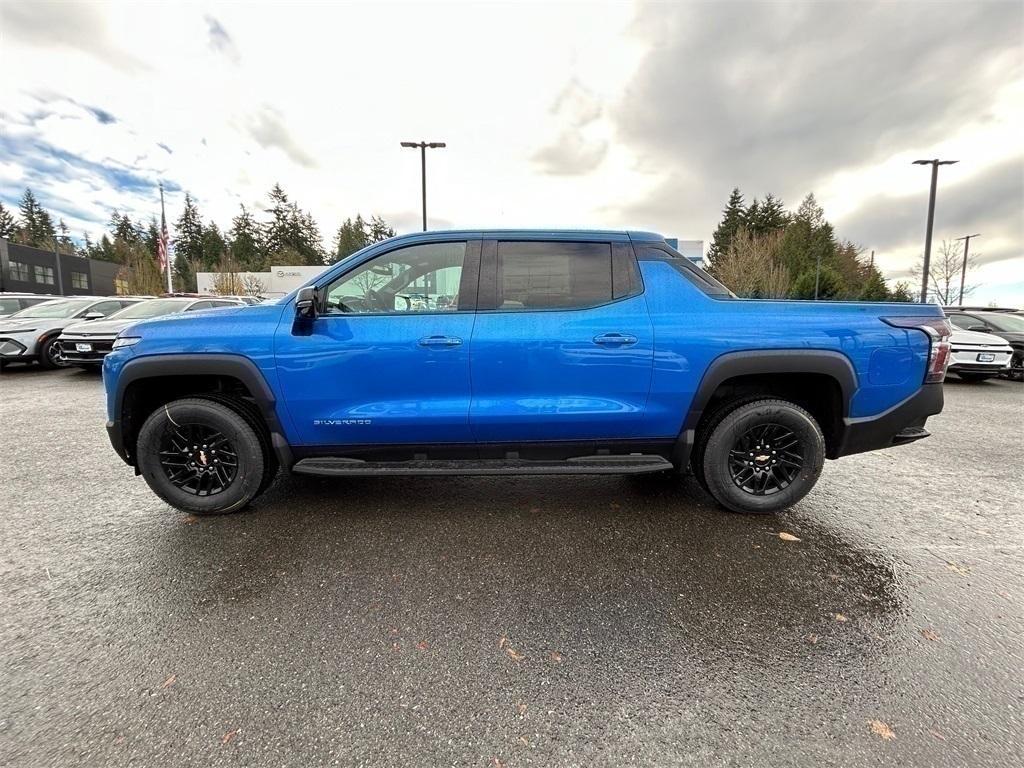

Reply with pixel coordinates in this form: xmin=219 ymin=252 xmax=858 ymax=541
xmin=136 ymin=398 xmax=266 ymax=515
xmin=700 ymin=398 xmax=825 ymax=515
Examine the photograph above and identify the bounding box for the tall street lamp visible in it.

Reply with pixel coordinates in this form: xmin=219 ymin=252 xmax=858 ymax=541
xmin=953 ymin=233 xmax=980 ymax=306
xmin=400 ymin=141 xmax=446 ymax=231
xmin=912 ymin=158 xmax=958 ymax=303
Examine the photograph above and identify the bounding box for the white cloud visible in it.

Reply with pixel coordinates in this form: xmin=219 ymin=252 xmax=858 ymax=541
xmin=0 ymin=0 xmax=1020 ymax=301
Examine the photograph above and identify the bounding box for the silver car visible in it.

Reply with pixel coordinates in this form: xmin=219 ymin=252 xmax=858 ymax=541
xmin=0 ymin=293 xmax=62 ymax=319
xmin=0 ymin=296 xmax=142 ymax=370
xmin=58 ymin=296 xmax=244 ymax=368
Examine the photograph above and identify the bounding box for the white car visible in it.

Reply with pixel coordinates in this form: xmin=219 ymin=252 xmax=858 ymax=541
xmin=946 ymin=326 xmax=1013 ymax=382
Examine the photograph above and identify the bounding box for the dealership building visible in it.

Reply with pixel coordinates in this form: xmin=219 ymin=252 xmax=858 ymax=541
xmin=0 ymin=238 xmax=123 ymax=296
xmin=196 ymin=264 xmax=330 ymax=297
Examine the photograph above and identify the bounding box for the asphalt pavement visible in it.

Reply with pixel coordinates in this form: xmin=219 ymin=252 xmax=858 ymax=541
xmin=1 ymin=366 xmax=1021 ymax=767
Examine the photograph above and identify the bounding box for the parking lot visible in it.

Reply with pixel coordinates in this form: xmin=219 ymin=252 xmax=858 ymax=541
xmin=1 ymin=367 xmax=1021 ymax=767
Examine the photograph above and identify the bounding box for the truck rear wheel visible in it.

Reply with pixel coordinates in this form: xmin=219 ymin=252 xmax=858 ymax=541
xmin=136 ymin=398 xmax=266 ymax=515
xmin=700 ymin=399 xmax=825 ymax=515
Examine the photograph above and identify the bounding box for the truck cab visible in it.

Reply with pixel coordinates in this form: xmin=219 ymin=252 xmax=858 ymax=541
xmin=102 ymin=230 xmax=948 ymax=516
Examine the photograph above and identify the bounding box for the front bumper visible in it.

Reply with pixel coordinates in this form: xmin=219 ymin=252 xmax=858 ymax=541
xmin=0 ymin=336 xmax=40 ymax=361
xmin=60 ymin=335 xmax=115 ymax=364
xmin=835 ymin=383 xmax=943 ymax=457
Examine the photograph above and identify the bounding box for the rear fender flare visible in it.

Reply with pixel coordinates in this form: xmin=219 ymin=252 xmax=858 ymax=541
xmin=674 ymin=349 xmax=857 ymax=466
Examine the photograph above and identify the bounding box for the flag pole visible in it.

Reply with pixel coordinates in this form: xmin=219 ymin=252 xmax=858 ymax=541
xmin=160 ymin=182 xmax=172 ymax=294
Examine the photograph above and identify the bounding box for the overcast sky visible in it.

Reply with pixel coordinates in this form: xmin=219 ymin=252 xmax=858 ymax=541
xmin=1 ymin=0 xmax=1021 ymax=304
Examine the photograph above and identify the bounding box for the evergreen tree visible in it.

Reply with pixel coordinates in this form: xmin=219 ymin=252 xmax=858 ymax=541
xmin=706 ymin=188 xmax=745 ymax=270
xmin=201 ymin=221 xmax=227 ymax=270
xmin=109 ymin=210 xmax=142 ymax=245
xmin=333 ymin=215 xmax=369 ymax=262
xmin=263 ymin=183 xmax=292 ymax=258
xmin=144 ymin=217 xmax=161 ymax=258
xmin=368 ymin=215 xmax=396 ymax=243
xmin=858 ymin=266 xmax=891 ymax=301
xmin=891 ymin=281 xmax=914 ymax=302
xmin=57 ymin=218 xmax=76 ymax=255
xmin=227 ymin=205 xmax=265 ymax=271
xmin=18 ymin=189 xmax=56 ymax=247
xmin=173 ymin=193 xmax=204 ymax=291
xmin=0 ymin=201 xmax=16 ymax=238
xmin=746 ymin=193 xmax=788 ymax=235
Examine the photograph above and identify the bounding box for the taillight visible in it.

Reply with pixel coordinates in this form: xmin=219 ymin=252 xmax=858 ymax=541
xmin=883 ymin=317 xmax=952 ymax=383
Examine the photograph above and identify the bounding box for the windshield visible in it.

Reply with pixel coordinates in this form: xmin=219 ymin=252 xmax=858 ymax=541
xmin=0 ymin=298 xmax=23 ymax=314
xmin=9 ymin=299 xmax=93 ymax=319
xmin=979 ymin=312 xmax=1024 ymax=332
xmin=108 ymin=298 xmax=190 ymax=320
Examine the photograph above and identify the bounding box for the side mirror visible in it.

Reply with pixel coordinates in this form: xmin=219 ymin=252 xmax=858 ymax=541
xmin=295 ymin=286 xmax=319 ymax=319
xmin=83 ymin=311 xmax=105 ymax=320
xmin=967 ymin=325 xmax=989 ymax=333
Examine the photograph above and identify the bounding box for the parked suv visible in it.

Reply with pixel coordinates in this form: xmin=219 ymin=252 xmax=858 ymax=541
xmin=0 ymin=296 xmax=142 ymax=369
xmin=0 ymin=292 xmax=61 ymax=319
xmin=945 ymin=309 xmax=1023 ymax=381
xmin=102 ymin=230 xmax=949 ymax=516
xmin=59 ymin=297 xmax=245 ymax=368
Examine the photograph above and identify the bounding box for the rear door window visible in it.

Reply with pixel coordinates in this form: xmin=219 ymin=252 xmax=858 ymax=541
xmin=494 ymin=241 xmax=612 ymax=310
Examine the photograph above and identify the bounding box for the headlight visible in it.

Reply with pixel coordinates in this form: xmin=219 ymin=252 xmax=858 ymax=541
xmin=112 ymin=336 xmax=142 ymax=349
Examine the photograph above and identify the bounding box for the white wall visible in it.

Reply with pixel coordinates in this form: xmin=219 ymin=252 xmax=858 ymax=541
xmin=196 ymin=264 xmax=330 ymax=296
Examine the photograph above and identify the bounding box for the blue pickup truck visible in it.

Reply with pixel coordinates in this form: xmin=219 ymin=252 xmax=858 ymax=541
xmin=102 ymin=230 xmax=950 ymax=516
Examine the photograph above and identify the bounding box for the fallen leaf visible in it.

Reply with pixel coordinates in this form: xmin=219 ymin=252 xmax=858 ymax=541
xmin=806 ymin=634 xmax=818 ymax=645
xmin=834 ymin=613 xmax=849 ymax=623
xmin=391 ymin=642 xmax=401 ymax=653
xmin=518 ymin=736 xmax=529 ymax=746
xmin=929 ymin=729 xmax=946 ymax=741
xmin=221 ymin=729 xmax=239 ymax=745
xmin=945 ymin=562 xmax=970 ymax=575
xmin=415 ymin=640 xmax=429 ymax=651
xmin=505 ymin=647 xmax=524 ymax=662
xmin=868 ymin=720 xmax=895 ymax=741
xmin=389 ymin=626 xmax=400 ymax=636
xmin=160 ymin=674 xmax=176 ymax=689
xmin=516 ymin=702 xmax=528 ymax=715
xmin=778 ymin=532 xmax=801 ymax=542
xmin=547 ymin=650 xmax=563 ymax=663
xmin=920 ymin=628 xmax=940 ymax=641
xmin=493 ymin=759 xmax=505 ymax=768
xmin=498 ymin=636 xmax=509 ymax=649
xmin=182 ymin=515 xmax=198 ymax=525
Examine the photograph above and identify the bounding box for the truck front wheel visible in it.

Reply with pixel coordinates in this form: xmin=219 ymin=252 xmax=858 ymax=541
xmin=136 ymin=398 xmax=267 ymax=515
xmin=700 ymin=399 xmax=825 ymax=515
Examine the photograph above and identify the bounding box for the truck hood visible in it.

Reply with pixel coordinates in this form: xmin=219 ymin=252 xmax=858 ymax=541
xmin=0 ymin=316 xmax=67 ymax=335
xmin=61 ymin=317 xmax=136 ymax=337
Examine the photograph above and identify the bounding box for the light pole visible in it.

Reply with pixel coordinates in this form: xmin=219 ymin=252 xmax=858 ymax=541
xmin=912 ymin=158 xmax=957 ymax=303
xmin=953 ymin=233 xmax=980 ymax=306
xmin=400 ymin=141 xmax=446 ymax=231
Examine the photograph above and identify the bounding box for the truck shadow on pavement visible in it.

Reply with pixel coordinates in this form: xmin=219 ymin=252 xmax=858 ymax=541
xmin=131 ymin=469 xmax=908 ymax=762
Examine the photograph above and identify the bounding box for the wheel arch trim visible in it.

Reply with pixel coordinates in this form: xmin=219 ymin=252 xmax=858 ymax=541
xmin=110 ymin=353 xmax=293 ymax=468
xmin=673 ymin=349 xmax=858 ymax=467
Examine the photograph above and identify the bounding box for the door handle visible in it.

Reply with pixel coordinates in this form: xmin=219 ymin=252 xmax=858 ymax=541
xmin=593 ymin=333 xmax=638 ymax=346
xmin=418 ymin=335 xmax=463 ymax=347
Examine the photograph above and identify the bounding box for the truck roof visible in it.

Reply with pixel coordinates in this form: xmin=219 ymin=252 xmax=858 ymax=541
xmin=375 ymin=229 xmax=666 ymax=245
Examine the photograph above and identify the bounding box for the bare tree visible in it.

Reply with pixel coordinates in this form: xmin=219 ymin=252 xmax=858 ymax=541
xmin=710 ymin=227 xmax=789 ymax=298
xmin=241 ymin=274 xmax=266 ymax=296
xmin=210 ymin=252 xmax=243 ymax=295
xmin=911 ymin=238 xmax=979 ymax=304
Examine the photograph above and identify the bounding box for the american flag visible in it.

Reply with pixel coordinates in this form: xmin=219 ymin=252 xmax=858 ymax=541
xmin=157 ymin=183 xmax=169 ymax=272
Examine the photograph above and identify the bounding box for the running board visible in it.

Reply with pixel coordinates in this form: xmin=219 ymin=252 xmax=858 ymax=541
xmin=292 ymin=455 xmax=674 ymax=477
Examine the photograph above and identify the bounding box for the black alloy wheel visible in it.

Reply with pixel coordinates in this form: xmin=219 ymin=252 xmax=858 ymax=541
xmin=727 ymin=423 xmax=803 ymax=496
xmin=158 ymin=423 xmax=239 ymax=496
